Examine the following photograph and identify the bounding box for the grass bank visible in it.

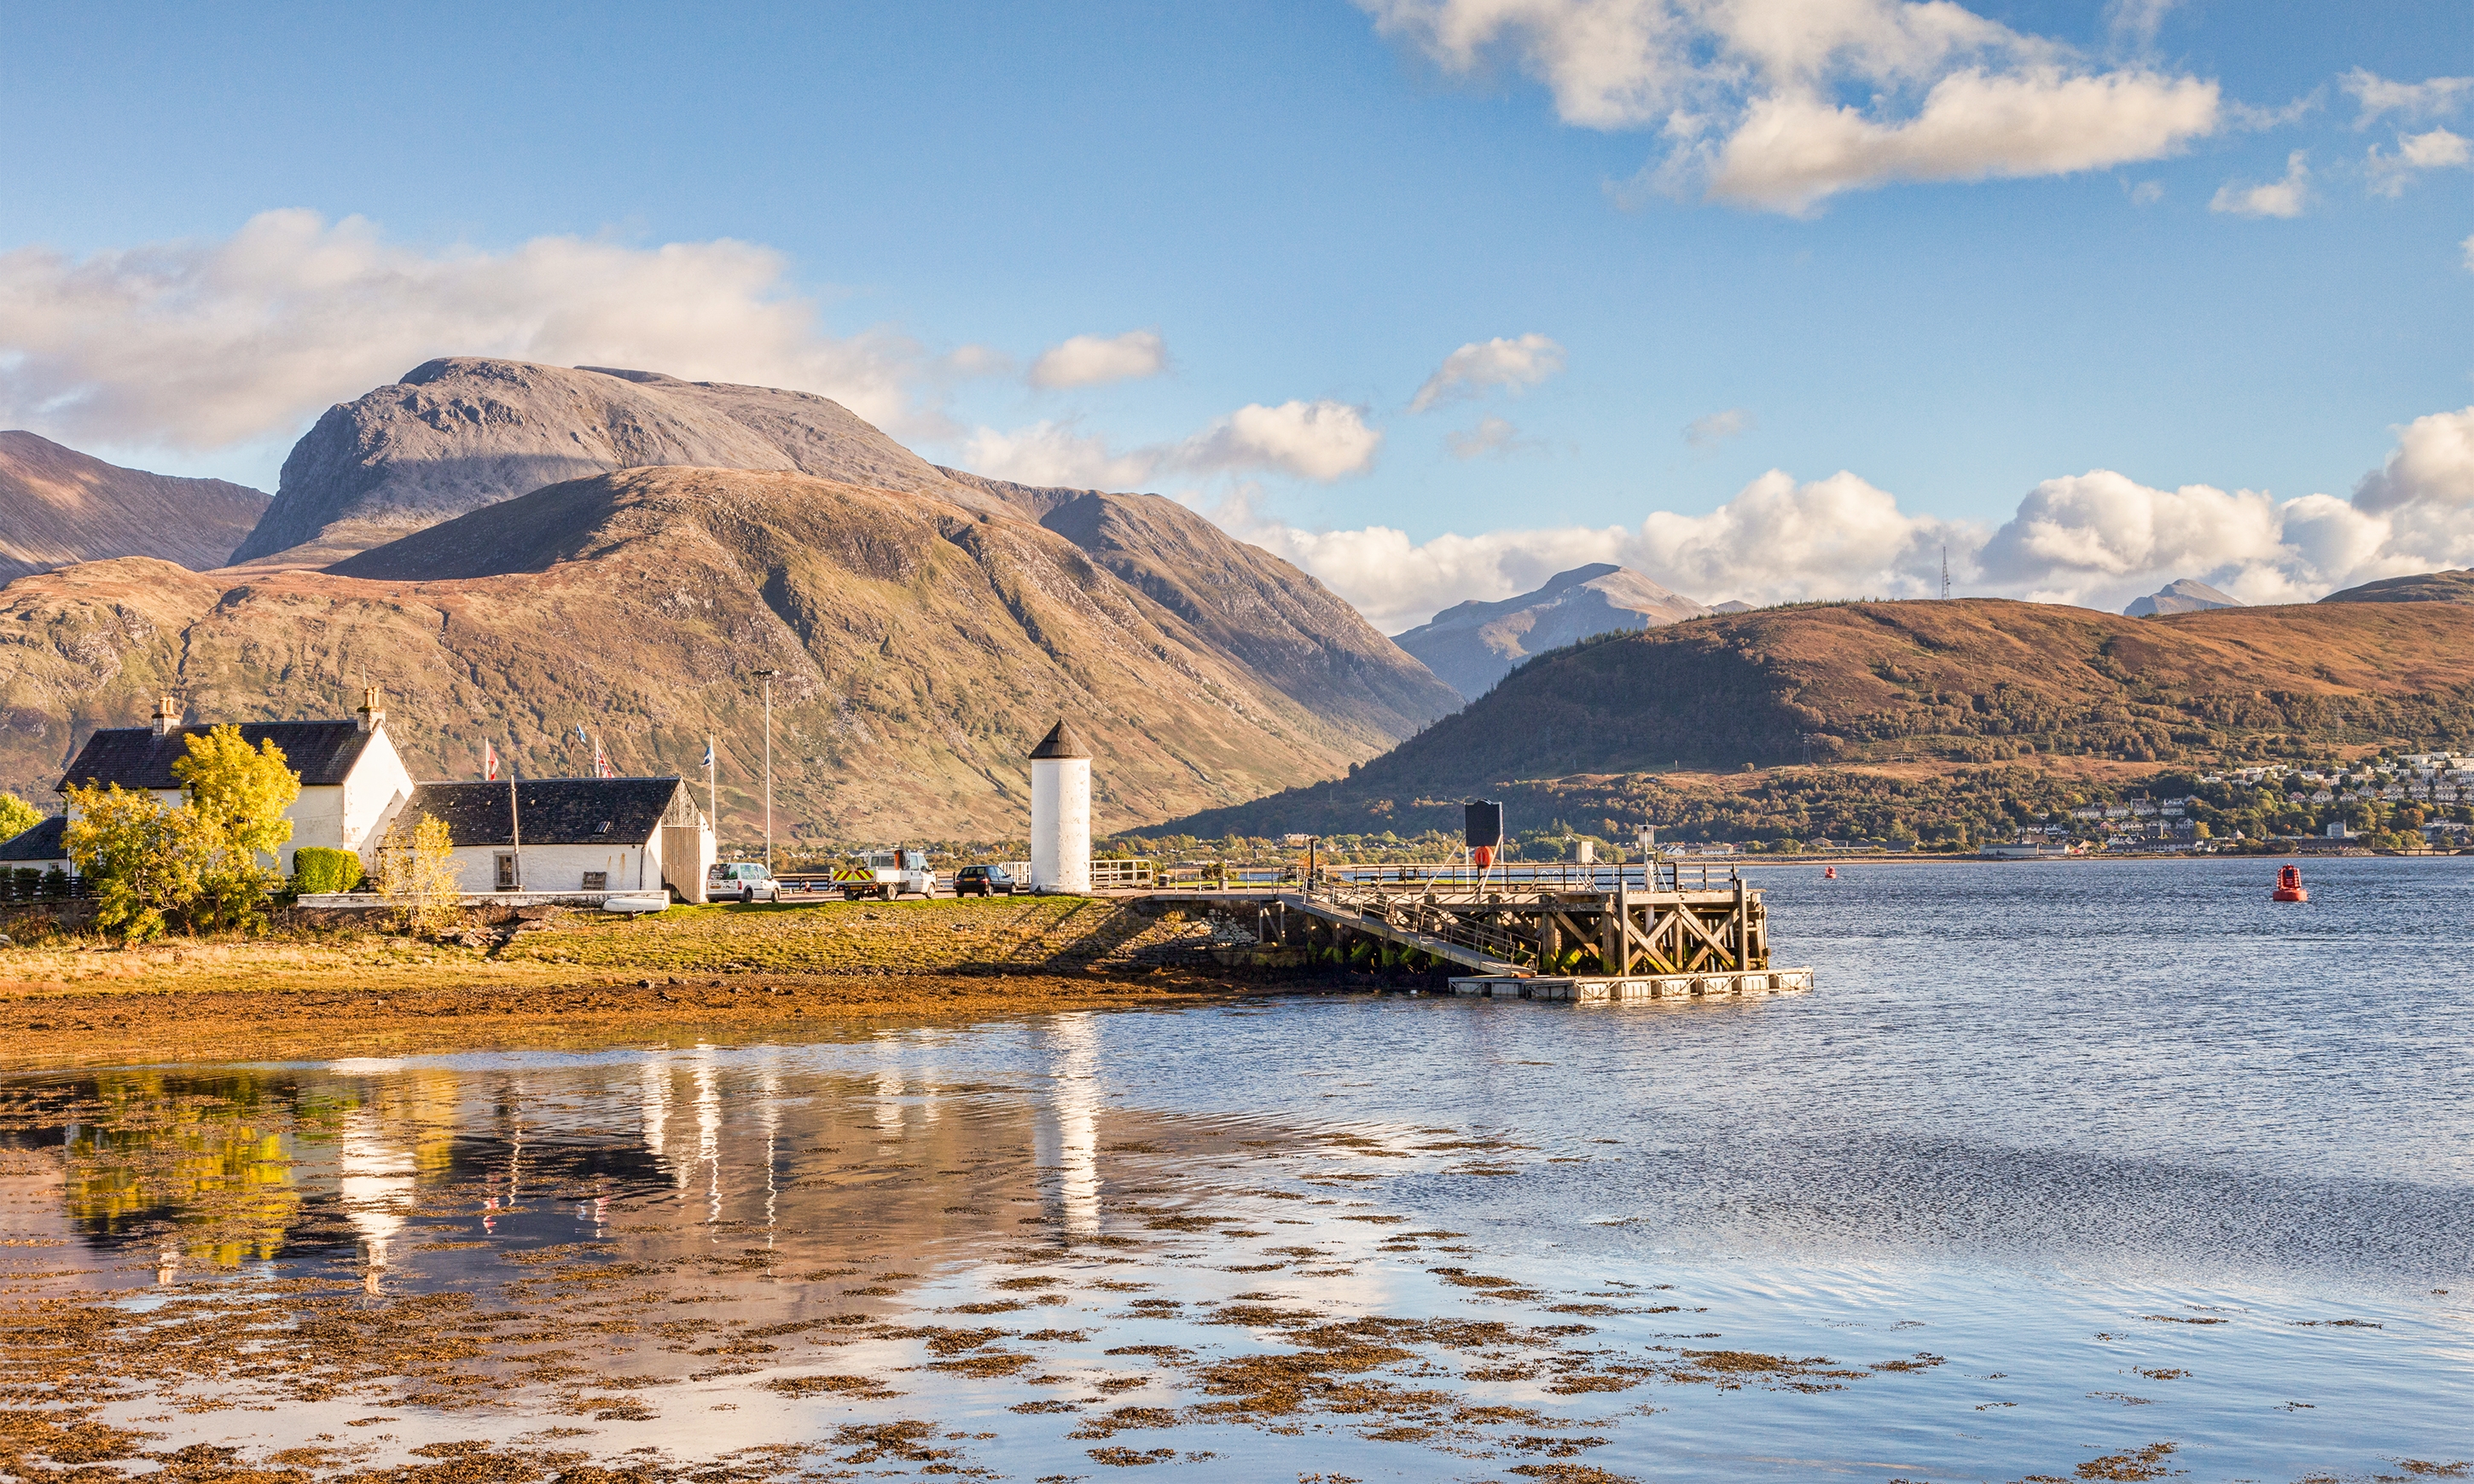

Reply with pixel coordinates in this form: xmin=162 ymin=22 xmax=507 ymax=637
xmin=0 ymin=895 xmax=1257 ymax=1069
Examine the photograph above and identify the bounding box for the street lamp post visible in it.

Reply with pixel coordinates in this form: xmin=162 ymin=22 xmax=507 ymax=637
xmin=752 ymin=670 xmax=778 ymax=876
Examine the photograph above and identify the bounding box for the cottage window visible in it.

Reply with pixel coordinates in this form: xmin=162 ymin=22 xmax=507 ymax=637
xmin=496 ymin=854 xmax=516 ymax=890
xmin=582 ymin=871 xmax=608 ymax=890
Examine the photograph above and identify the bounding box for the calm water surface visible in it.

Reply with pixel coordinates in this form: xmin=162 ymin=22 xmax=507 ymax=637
xmin=2 ymin=856 xmax=2468 ymax=1481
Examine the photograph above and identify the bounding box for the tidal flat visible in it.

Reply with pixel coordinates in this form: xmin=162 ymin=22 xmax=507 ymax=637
xmin=3 ymin=858 xmax=2471 ymax=1482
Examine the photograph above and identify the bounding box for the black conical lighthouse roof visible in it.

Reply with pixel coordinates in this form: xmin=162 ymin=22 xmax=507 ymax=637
xmin=1029 ymin=721 xmax=1092 ymax=760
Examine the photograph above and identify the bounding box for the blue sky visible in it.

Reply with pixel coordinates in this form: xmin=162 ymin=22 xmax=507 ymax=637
xmin=3 ymin=1 xmax=2471 ymax=627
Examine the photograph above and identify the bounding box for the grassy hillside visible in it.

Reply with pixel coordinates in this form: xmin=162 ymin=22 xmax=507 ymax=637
xmin=0 ymin=467 xmax=1422 ymax=841
xmin=1165 ymin=597 xmax=2474 ymax=842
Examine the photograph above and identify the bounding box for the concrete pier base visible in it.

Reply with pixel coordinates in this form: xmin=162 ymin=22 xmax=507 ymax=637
xmin=1447 ymin=967 xmax=1814 ymax=1002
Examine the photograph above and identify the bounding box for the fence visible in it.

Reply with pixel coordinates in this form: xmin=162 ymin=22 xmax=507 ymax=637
xmin=0 ymin=868 xmax=85 ymax=902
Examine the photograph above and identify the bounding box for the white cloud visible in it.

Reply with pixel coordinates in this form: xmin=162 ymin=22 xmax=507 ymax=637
xmin=2104 ymin=0 xmax=2181 ymax=49
xmin=1684 ymin=407 xmax=1751 ymax=449
xmin=1182 ymin=400 xmax=1383 ymax=480
xmin=1228 ymin=467 xmax=1966 ymax=633
xmin=1027 ymin=329 xmax=1168 ymax=390
xmin=944 ymin=344 xmax=1015 ymax=378
xmin=1358 ymin=0 xmax=2221 ymax=214
xmin=1409 ymin=333 xmax=1565 ymax=412
xmin=961 ymin=398 xmax=1382 ymax=490
xmin=2127 ymin=178 xmax=2165 ymax=205
xmin=2343 ymin=69 xmax=2474 ymax=128
xmin=2210 ymin=150 xmax=2310 ymax=217
xmin=0 ymin=209 xmax=928 ymax=452
xmin=959 ymin=420 xmax=1162 ymax=491
xmin=1446 ymin=414 xmax=1536 ymax=458
xmin=1220 ymin=404 xmax=2474 ymax=630
xmin=2367 ymin=128 xmax=2472 ymax=197
xmin=1705 ymin=67 xmax=2221 ymax=214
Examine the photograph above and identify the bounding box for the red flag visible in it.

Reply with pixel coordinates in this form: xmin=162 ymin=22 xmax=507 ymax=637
xmin=484 ymin=740 xmax=500 ymax=781
xmin=594 ymin=735 xmax=612 ymax=778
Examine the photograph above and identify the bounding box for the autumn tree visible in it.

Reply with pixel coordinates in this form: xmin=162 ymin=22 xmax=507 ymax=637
xmin=0 ymin=791 xmax=41 ymax=843
xmin=171 ymin=725 xmax=301 ymax=932
xmin=373 ymin=813 xmax=463 ymax=936
xmin=63 ymin=785 xmax=212 ymax=942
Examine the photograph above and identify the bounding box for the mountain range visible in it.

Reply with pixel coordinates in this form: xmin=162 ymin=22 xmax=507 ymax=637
xmin=1391 ymin=562 xmax=1709 ymax=699
xmin=0 ymin=432 xmax=268 ymax=582
xmin=2123 ymin=577 xmax=2242 ymax=617
xmin=0 ymin=359 xmax=1456 ymax=838
xmin=1166 ymin=593 xmax=2474 ymax=840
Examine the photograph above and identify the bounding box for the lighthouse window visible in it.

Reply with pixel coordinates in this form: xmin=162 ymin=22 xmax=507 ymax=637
xmin=582 ymin=871 xmax=608 ymax=890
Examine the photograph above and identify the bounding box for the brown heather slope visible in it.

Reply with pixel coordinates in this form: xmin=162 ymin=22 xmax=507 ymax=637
xmin=222 ymin=357 xmax=1453 ymax=740
xmin=0 ymin=432 xmax=269 ymax=581
xmin=2323 ymin=568 xmax=2474 ymax=604
xmin=1167 ymin=596 xmax=2474 ymax=837
xmin=0 ymin=467 xmax=1411 ymax=838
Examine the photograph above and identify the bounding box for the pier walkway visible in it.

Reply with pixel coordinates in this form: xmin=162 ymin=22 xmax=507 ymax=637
xmin=1143 ymin=861 xmax=1812 ymax=1001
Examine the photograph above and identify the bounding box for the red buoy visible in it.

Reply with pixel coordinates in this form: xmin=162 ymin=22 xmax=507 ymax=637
xmin=1824 ymin=866 xmax=1838 ymax=879
xmin=1472 ymin=845 xmax=1495 ymax=870
xmin=2271 ymin=864 xmax=2308 ymax=903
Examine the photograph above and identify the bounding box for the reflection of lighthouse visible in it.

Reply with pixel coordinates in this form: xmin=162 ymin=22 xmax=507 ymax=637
xmin=1029 ymin=722 xmax=1092 ymax=895
xmin=1032 ymin=1013 xmax=1101 ymax=1236
xmin=337 ymin=1108 xmax=415 ymax=1289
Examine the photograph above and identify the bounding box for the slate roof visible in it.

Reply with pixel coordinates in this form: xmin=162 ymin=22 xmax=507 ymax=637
xmin=60 ymin=721 xmax=379 ymax=792
xmin=393 ymin=778 xmax=695 ymax=847
xmin=0 ymin=816 xmax=67 ymax=862
xmin=1028 ymin=722 xmax=1091 ymax=760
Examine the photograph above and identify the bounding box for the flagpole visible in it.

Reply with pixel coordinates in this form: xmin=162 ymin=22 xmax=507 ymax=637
xmin=507 ymin=745 xmax=522 ymax=892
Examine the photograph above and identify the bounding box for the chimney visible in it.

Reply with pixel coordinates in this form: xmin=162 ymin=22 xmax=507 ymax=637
xmin=357 ymin=685 xmax=386 ymax=734
xmin=151 ymin=694 xmax=180 ymax=737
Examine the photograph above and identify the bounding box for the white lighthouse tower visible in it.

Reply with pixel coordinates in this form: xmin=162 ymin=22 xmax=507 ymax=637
xmin=1029 ymin=721 xmax=1092 ymax=894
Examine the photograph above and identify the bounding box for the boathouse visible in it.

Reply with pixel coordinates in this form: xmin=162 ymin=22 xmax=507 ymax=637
xmin=54 ymin=688 xmax=414 ymax=876
xmin=387 ymin=776 xmax=714 ymax=901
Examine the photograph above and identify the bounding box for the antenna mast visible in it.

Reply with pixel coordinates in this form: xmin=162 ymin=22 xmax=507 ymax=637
xmin=1941 ymin=544 xmax=1951 ymax=600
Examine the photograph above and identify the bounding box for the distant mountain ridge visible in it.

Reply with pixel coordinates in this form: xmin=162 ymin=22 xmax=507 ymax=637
xmin=0 ymin=359 xmax=1460 ymax=836
xmin=2124 ymin=577 xmax=2241 ymax=617
xmin=1165 ymin=596 xmax=2474 ymax=838
xmin=1 ymin=466 xmax=1420 ymax=838
xmin=230 ymin=358 xmax=963 ymax=565
xmin=1392 ymin=563 xmax=1709 ymax=699
xmin=0 ymin=432 xmax=269 ymax=581
xmin=2322 ymin=569 xmax=2474 ymax=605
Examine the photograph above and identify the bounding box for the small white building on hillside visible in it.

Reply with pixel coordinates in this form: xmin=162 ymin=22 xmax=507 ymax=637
xmin=388 ymin=776 xmax=715 ymax=901
xmin=54 ymin=689 xmax=414 ymax=876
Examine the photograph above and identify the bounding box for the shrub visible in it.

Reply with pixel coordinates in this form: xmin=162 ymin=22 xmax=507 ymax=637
xmin=292 ymin=847 xmax=365 ymax=895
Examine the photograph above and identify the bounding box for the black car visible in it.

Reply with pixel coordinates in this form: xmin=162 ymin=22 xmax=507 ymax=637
xmin=954 ymin=865 xmax=1016 ymax=897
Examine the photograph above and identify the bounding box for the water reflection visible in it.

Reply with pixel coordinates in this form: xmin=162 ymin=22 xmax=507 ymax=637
xmin=0 ymin=859 xmax=2469 ymax=1482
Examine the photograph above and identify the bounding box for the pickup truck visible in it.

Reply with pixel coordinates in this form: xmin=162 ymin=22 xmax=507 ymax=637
xmin=710 ymin=861 xmax=784 ymax=903
xmin=832 ymin=847 xmax=937 ymax=901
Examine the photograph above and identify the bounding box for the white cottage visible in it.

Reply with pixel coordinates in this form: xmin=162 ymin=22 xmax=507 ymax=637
xmin=388 ymin=776 xmax=714 ymax=901
xmin=55 ymin=688 xmax=414 ymax=876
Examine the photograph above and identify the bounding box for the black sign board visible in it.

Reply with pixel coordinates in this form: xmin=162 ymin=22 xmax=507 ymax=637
xmin=1463 ymin=800 xmax=1503 ymax=849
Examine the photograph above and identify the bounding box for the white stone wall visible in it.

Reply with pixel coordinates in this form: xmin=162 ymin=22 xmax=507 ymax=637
xmin=339 ymin=730 xmax=415 ymax=870
xmin=1031 ymin=756 xmax=1091 ymax=893
xmin=446 ymin=842 xmax=654 ymax=895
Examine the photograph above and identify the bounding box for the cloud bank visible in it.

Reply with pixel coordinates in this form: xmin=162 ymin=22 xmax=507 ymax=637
xmin=0 ymin=209 xmax=927 ymax=450
xmin=962 ymin=399 xmax=1382 ymax=490
xmin=1222 ymin=408 xmax=2474 ymax=635
xmin=1358 ymin=0 xmax=2222 ymax=213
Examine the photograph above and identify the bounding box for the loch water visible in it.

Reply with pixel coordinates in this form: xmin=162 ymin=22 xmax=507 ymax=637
xmin=3 ymin=856 xmax=2470 ymax=1481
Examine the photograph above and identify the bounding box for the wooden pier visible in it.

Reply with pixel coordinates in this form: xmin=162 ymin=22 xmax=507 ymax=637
xmin=1159 ymin=863 xmax=1812 ymax=1001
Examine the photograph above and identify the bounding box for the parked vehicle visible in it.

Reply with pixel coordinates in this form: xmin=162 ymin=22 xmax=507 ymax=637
xmin=953 ymin=864 xmax=1016 ymax=897
xmin=710 ymin=861 xmax=783 ymax=903
xmin=833 ymin=847 xmax=938 ymax=901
